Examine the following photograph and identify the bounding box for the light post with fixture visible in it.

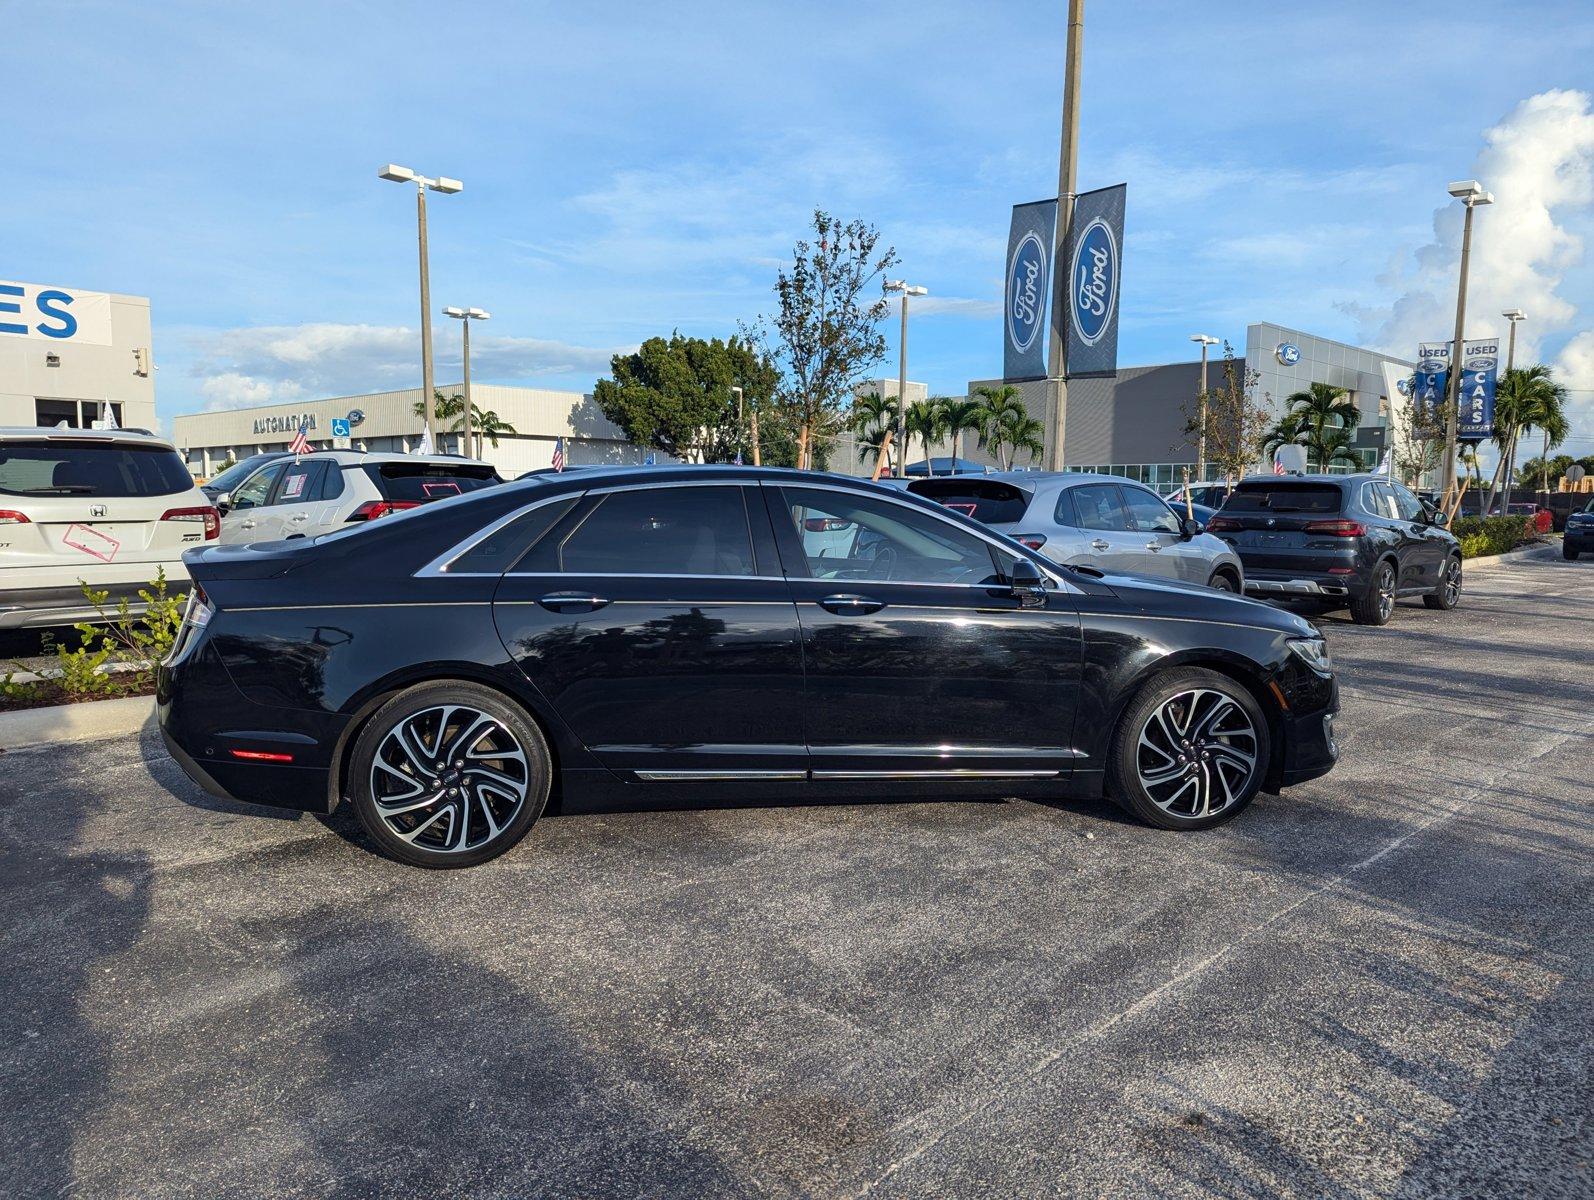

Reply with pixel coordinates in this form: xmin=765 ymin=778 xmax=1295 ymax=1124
xmin=379 ymin=164 xmax=464 ymax=449
xmin=443 ymin=307 xmax=489 ymax=457
xmin=884 ymin=279 xmax=928 ymax=477
xmin=1500 ymin=307 xmax=1526 ymax=506
xmin=730 ymin=386 xmax=744 ymax=462
xmin=1189 ymin=333 xmax=1219 ymax=478
xmin=1440 ymin=179 xmax=1493 ymax=503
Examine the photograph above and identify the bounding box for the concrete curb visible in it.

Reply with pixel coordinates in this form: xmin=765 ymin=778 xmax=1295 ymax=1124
xmin=0 ymin=695 xmax=157 ymax=753
xmin=1464 ymin=541 xmax=1559 ymax=571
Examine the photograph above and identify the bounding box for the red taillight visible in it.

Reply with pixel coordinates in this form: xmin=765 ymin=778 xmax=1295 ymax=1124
xmin=347 ymin=500 xmax=421 ymax=522
xmin=1013 ymin=533 xmax=1048 ymax=549
xmin=1304 ymin=519 xmax=1366 ymax=537
xmin=802 ymin=516 xmax=850 ymax=532
xmin=0 ymin=510 xmax=31 ymax=525
xmin=229 ymin=749 xmax=294 ymax=763
xmin=161 ymin=505 xmax=221 ymax=540
xmin=1204 ymin=516 xmax=1241 ymax=532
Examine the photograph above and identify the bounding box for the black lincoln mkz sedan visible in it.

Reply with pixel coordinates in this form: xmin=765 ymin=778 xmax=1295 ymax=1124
xmin=159 ymin=466 xmax=1339 ymax=867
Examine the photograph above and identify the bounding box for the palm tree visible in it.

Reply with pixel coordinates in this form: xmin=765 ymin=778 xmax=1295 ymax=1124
xmin=904 ymin=398 xmax=947 ymax=474
xmin=412 ymin=390 xmax=463 ymax=424
xmin=1264 ymin=383 xmax=1360 ymax=472
xmin=1486 ymin=365 xmax=1568 ymax=508
xmin=851 ymin=390 xmax=896 ymax=466
xmin=939 ymin=397 xmax=987 ymax=466
xmin=454 ymin=408 xmax=517 ymax=458
xmin=1003 ymin=412 xmax=1046 ymax=466
xmin=973 ymin=384 xmax=1031 ymax=469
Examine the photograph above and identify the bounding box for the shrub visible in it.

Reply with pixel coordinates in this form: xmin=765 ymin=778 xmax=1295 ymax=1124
xmin=1449 ymin=514 xmax=1535 ymax=559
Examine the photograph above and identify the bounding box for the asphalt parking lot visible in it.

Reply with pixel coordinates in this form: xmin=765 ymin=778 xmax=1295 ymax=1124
xmin=2 ymin=549 xmax=1589 ymax=1198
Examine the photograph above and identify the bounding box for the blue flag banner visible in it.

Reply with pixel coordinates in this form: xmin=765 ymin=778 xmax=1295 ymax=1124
xmin=1003 ymin=198 xmax=1057 ymax=382
xmin=1061 ymin=183 xmax=1127 ymax=379
xmin=1458 ymin=337 xmax=1498 ymax=441
xmin=1415 ymin=342 xmax=1450 ymax=418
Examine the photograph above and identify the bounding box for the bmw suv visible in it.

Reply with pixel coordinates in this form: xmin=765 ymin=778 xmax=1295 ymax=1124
xmin=1205 ymin=474 xmax=1461 ymax=625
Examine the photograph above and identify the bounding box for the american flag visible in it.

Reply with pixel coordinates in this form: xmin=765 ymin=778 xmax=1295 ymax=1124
xmin=551 ymin=437 xmax=566 ymax=473
xmin=289 ymin=427 xmax=312 ymax=458
xmin=1272 ymin=453 xmax=1286 ymax=476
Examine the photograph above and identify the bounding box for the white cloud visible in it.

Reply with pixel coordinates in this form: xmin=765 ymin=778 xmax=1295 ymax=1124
xmin=1554 ymin=329 xmax=1594 ymax=436
xmin=1345 ymin=89 xmax=1594 ymax=362
xmin=913 ymin=295 xmax=1002 ymax=319
xmin=182 ymin=322 xmax=627 ymax=411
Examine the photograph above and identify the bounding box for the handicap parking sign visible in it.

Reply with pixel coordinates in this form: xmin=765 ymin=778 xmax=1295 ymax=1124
xmin=330 ymin=417 xmax=351 ymax=438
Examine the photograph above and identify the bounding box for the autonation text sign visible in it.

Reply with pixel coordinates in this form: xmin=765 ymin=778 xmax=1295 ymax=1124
xmin=0 ymin=279 xmax=114 ymax=346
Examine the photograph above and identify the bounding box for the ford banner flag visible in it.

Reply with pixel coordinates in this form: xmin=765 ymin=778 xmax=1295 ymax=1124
xmin=1003 ymin=199 xmax=1057 ymax=381
xmin=1458 ymin=337 xmax=1499 ymax=440
xmin=1061 ymin=183 xmax=1127 ymax=378
xmin=1415 ymin=342 xmax=1450 ymax=418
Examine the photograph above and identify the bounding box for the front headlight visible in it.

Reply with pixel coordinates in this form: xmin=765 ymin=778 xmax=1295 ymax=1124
xmin=1287 ymin=635 xmax=1332 ymax=676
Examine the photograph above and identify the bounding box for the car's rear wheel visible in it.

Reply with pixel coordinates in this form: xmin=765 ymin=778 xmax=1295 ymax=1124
xmin=1423 ymin=554 xmax=1462 ymax=609
xmin=1206 ymin=569 xmax=1238 ymax=592
xmin=1106 ymin=667 xmax=1271 ymax=830
xmin=349 ymin=682 xmax=551 ymax=868
xmin=1350 ymin=561 xmax=1396 ymax=625
xmin=1565 ymin=542 xmax=1581 ymax=561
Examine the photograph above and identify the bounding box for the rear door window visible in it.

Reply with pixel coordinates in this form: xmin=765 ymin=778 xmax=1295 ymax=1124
xmin=0 ymin=441 xmax=193 ymax=498
xmin=273 ymin=459 xmax=326 ymax=505
xmin=1224 ymin=483 xmax=1344 ymax=514
xmin=548 ymin=486 xmax=755 ymax=576
xmin=1071 ymin=483 xmax=1132 ymax=531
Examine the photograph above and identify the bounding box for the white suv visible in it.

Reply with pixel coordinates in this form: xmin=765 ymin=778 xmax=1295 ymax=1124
xmin=216 ymin=451 xmax=502 ymax=543
xmin=0 ymin=427 xmax=217 ymax=628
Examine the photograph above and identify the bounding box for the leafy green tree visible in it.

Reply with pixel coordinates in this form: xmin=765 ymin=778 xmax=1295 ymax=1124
xmin=1263 ymin=382 xmax=1361 ymax=472
xmin=939 ymin=398 xmax=988 ymax=466
xmin=413 ymin=389 xmax=464 ymax=425
xmin=904 ymin=398 xmax=947 ymax=473
xmin=1179 ymin=342 xmax=1272 ymax=486
xmin=1485 ymin=365 xmax=1568 ymax=507
xmin=972 ymin=385 xmax=1031 ymax=469
xmin=769 ymin=211 xmax=898 ymax=469
xmin=593 ymin=332 xmax=777 ymax=462
xmin=461 ymin=409 xmax=517 ymax=457
xmin=851 ymin=391 xmax=895 ymax=465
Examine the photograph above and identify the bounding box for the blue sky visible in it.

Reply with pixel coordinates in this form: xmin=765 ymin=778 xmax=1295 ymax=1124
xmin=6 ymin=0 xmax=1594 ymax=445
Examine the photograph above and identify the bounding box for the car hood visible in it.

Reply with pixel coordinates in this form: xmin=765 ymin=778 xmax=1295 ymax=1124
xmin=1093 ymin=568 xmax=1318 ymax=637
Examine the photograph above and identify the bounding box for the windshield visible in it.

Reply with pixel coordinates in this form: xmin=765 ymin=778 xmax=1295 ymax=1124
xmin=206 ymin=455 xmax=280 ymax=493
xmin=1223 ymin=483 xmax=1343 ymax=514
xmin=0 ymin=441 xmax=194 ymax=498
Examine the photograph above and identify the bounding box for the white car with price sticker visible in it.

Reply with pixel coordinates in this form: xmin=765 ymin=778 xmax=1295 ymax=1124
xmin=0 ymin=427 xmax=218 ymax=628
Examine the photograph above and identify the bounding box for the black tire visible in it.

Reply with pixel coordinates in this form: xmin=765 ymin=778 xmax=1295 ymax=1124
xmin=1423 ymin=554 xmax=1462 ymax=610
xmin=1206 ymin=570 xmax=1238 ymax=593
xmin=349 ymin=681 xmax=551 ymax=868
xmin=1565 ymin=542 xmax=1581 ymax=561
xmin=1350 ymin=561 xmax=1396 ymax=626
xmin=1106 ymin=667 xmax=1272 ymax=831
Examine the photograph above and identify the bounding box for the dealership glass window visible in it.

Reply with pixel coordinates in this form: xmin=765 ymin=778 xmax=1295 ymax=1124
xmin=32 ymin=399 xmax=123 ymax=430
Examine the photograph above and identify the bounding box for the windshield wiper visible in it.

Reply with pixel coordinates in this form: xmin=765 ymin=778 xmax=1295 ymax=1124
xmin=16 ymin=485 xmax=97 ymax=494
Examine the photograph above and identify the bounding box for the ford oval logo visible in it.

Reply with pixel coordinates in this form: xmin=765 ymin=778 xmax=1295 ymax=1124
xmin=1419 ymin=356 xmax=1446 ymax=373
xmin=1396 ymin=376 xmax=1413 ymax=396
xmin=1069 ymin=218 xmax=1118 ymax=346
xmin=1465 ymin=357 xmax=1495 ymax=370
xmin=346 ymin=408 xmax=366 ymax=427
xmin=1006 ymin=232 xmax=1049 ymax=354
xmin=1274 ymin=342 xmax=1302 ymax=366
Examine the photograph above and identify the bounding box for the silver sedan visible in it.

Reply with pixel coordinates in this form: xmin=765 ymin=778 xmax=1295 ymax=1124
xmin=906 ymin=471 xmax=1245 ymax=591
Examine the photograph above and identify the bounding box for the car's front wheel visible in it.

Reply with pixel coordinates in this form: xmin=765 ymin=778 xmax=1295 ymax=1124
xmin=1423 ymin=554 xmax=1462 ymax=609
xmin=349 ymin=681 xmax=551 ymax=868
xmin=1106 ymin=667 xmax=1271 ymax=830
xmin=1565 ymin=542 xmax=1581 ymax=561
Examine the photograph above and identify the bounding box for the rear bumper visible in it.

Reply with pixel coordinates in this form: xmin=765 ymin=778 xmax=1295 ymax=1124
xmin=1243 ymin=576 xmax=1355 ymax=599
xmin=0 ymin=582 xmax=157 ymax=629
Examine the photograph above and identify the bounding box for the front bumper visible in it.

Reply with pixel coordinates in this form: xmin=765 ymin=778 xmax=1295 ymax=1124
xmin=1273 ymin=674 xmax=1340 ymax=789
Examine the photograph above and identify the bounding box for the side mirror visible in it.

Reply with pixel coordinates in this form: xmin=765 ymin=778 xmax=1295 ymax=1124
xmin=215 ymin=491 xmax=233 ymax=515
xmin=1008 ymin=557 xmax=1047 ymax=607
xmin=1180 ymin=516 xmax=1203 ymax=540
xmin=1431 ymin=510 xmax=1449 ymax=528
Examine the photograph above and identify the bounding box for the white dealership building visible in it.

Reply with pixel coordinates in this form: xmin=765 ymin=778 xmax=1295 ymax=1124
xmin=0 ymin=278 xmax=158 ymax=431
xmin=170 ymin=383 xmax=643 ymax=479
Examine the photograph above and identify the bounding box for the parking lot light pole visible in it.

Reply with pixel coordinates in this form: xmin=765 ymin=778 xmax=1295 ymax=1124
xmin=1440 ymin=179 xmax=1493 ymax=504
xmin=380 ymin=165 xmax=464 ymax=448
xmin=731 ymin=386 xmax=744 ymax=461
xmin=1498 ymin=308 xmax=1526 ymax=506
xmin=444 ymin=307 xmax=489 ymax=457
xmin=1190 ymin=334 xmax=1219 ymax=478
xmin=884 ymin=280 xmax=927 ymax=478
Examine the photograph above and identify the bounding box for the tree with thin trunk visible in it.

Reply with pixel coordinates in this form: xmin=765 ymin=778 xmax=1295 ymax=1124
xmin=851 ymin=391 xmax=895 ymax=465
xmin=904 ymin=398 xmax=947 ymax=474
xmin=973 ymin=385 xmax=1029 ymax=469
xmin=1179 ymin=343 xmax=1272 ymax=490
xmin=770 ymin=211 xmax=898 ymax=470
xmin=1485 ymin=365 xmax=1568 ymax=510
xmin=939 ymin=398 xmax=987 ymax=467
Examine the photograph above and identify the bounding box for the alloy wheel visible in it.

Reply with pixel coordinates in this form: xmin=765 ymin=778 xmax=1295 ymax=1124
xmin=1135 ymin=687 xmax=1260 ymax=818
xmin=1377 ymin=565 xmax=1395 ymax=621
xmin=368 ymin=705 xmax=530 ymax=854
xmin=1443 ymin=558 xmax=1461 ymax=605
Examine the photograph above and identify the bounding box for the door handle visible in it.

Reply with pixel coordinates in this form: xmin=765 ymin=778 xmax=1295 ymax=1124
xmin=239 ymin=519 xmax=256 ymax=529
xmin=288 ymin=512 xmax=309 ymax=523
xmin=1090 ymin=538 xmax=1110 ymax=552
xmin=818 ymin=594 xmax=885 ymax=616
xmin=537 ymin=592 xmax=611 ymax=613
xmin=1145 ymin=541 xmax=1162 ymax=551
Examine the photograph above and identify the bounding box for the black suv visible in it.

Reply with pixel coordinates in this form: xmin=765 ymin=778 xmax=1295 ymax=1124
xmin=1206 ymin=474 xmax=1461 ymax=626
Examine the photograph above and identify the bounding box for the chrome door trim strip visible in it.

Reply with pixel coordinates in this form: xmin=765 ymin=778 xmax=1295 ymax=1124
xmin=415 ymin=491 xmax=579 ymax=578
xmin=634 ymin=769 xmax=807 ymax=782
xmin=811 ymin=769 xmax=1065 ymax=780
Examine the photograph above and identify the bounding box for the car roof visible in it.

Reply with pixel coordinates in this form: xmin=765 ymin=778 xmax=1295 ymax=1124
xmin=0 ymin=426 xmax=175 ymax=450
xmin=1236 ymin=473 xmax=1381 ymax=485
